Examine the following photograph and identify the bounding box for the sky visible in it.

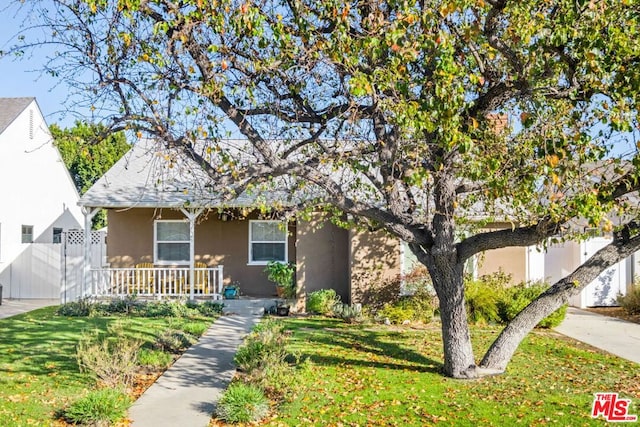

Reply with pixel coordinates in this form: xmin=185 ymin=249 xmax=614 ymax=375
xmin=0 ymin=2 xmax=81 ymax=128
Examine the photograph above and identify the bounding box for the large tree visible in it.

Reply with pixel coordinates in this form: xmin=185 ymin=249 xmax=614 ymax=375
xmin=6 ymin=0 xmax=640 ymax=378
xmin=51 ymin=122 xmax=129 ymax=229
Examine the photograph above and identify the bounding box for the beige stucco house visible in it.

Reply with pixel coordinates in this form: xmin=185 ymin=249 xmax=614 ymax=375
xmin=78 ymin=139 xmax=403 ymax=304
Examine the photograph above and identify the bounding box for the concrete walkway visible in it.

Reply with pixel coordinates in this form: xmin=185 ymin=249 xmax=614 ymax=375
xmin=0 ymin=299 xmax=58 ymax=319
xmin=129 ymin=313 xmax=260 ymax=427
xmin=555 ymin=307 xmax=640 ymax=364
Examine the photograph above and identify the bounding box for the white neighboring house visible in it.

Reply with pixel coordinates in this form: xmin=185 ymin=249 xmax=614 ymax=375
xmin=0 ymin=97 xmax=83 ymax=299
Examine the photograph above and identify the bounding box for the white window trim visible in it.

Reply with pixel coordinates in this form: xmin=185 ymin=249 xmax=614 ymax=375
xmin=248 ymin=220 xmax=288 ymax=265
xmin=154 ymin=220 xmax=190 ymax=265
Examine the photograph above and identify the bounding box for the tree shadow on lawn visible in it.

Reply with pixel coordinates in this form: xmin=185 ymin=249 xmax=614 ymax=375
xmin=294 ymin=327 xmax=443 ymax=374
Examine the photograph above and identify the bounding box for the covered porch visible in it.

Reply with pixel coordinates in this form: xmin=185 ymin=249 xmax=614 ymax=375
xmin=90 ymin=265 xmax=224 ymax=299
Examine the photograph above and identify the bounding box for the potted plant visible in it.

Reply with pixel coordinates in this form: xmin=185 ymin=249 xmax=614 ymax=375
xmin=223 ymin=282 xmax=240 ymax=299
xmin=264 ymin=261 xmax=296 ymax=299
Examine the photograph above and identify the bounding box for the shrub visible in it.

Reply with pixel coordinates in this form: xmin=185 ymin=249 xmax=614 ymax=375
xmin=497 ymin=281 xmax=567 ymax=328
xmin=140 ymin=301 xmax=189 ymax=318
xmin=234 ymin=320 xmax=288 ymax=373
xmin=216 ymin=382 xmax=269 ymax=423
xmin=332 ymin=303 xmax=365 ymax=323
xmin=196 ymin=300 xmax=225 ymax=317
xmin=358 ymin=266 xmax=433 ymax=313
xmin=57 ymin=298 xmax=96 ymax=317
xmin=76 ymin=323 xmax=141 ymax=389
xmin=177 ymin=321 xmax=209 ymax=337
xmin=618 ymin=283 xmax=640 ymax=315
xmin=99 ymin=295 xmax=141 ymax=315
xmin=62 ymin=388 xmax=131 ymax=426
xmin=154 ymin=329 xmax=196 ymax=354
xmin=306 ymin=289 xmax=341 ymax=315
xmin=464 ymin=272 xmax=512 ymax=325
xmin=137 ymin=348 xmax=173 ymax=369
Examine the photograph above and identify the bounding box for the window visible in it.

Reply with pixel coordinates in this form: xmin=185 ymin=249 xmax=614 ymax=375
xmin=21 ymin=225 xmax=33 ymax=243
xmin=155 ymin=220 xmax=190 ymax=264
xmin=53 ymin=228 xmax=63 ymax=244
xmin=249 ymin=220 xmax=287 ymax=264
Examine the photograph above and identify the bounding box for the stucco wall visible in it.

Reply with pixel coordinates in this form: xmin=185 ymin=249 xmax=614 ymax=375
xmin=296 ymin=215 xmax=349 ymax=307
xmin=349 ymin=229 xmax=401 ymax=304
xmin=477 ymin=246 xmax=527 ymax=284
xmin=106 ymin=208 xmax=296 ymax=297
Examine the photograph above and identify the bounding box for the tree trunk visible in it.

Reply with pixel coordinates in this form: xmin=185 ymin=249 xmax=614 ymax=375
xmin=479 ymin=285 xmax=568 ymax=372
xmin=430 ymin=263 xmax=478 ymax=378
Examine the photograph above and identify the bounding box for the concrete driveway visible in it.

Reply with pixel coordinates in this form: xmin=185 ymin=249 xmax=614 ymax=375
xmin=555 ymin=307 xmax=640 ymax=364
xmin=0 ymin=299 xmax=58 ymax=320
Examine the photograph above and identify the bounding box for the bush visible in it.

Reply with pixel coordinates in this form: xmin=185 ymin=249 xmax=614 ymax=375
xmin=140 ymin=301 xmax=189 ymax=318
xmin=216 ymin=382 xmax=269 ymax=423
xmin=62 ymin=388 xmax=131 ymax=426
xmin=154 ymin=329 xmax=197 ymax=354
xmin=358 ymin=267 xmax=433 ymax=313
xmin=375 ymin=277 xmax=437 ymax=325
xmin=306 ymin=289 xmax=341 ymax=315
xmin=57 ymin=298 xmax=96 ymax=317
xmin=196 ymin=300 xmax=224 ymax=317
xmin=464 ymin=272 xmax=511 ymax=325
xmin=137 ymin=348 xmax=173 ymax=369
xmin=332 ymin=303 xmax=365 ymax=323
xmin=177 ymin=321 xmax=209 ymax=337
xmin=498 ymin=281 xmax=567 ymax=328
xmin=99 ymin=295 xmax=141 ymax=315
xmin=76 ymin=323 xmax=141 ymax=389
xmin=618 ymin=283 xmax=640 ymax=315
xmin=234 ymin=320 xmax=288 ymax=373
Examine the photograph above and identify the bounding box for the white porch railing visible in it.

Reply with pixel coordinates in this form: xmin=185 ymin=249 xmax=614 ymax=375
xmin=90 ymin=266 xmax=224 ymax=299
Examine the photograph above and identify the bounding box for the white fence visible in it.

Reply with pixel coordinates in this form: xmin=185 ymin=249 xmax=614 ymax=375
xmin=0 ymin=230 xmax=106 ymax=302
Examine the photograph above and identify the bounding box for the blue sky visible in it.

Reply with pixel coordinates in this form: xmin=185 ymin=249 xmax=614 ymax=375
xmin=0 ymin=2 xmax=80 ymax=128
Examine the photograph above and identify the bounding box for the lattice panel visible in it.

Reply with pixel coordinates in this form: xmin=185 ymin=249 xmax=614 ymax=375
xmin=64 ymin=230 xmax=105 ymax=245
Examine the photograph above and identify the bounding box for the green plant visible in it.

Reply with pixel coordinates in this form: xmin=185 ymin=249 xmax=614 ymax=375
xmin=306 ymin=289 xmax=341 ymax=315
xmin=234 ymin=320 xmax=288 ymax=373
xmin=57 ymin=297 xmax=96 ymax=317
xmin=137 ymin=348 xmax=173 ymax=369
xmin=464 ymin=272 xmax=511 ymax=325
xmin=140 ymin=301 xmax=189 ymax=318
xmin=154 ymin=329 xmax=196 ymax=354
xmin=332 ymin=303 xmax=365 ymax=323
xmin=618 ymin=282 xmax=640 ymax=315
xmin=62 ymin=388 xmax=131 ymax=425
xmin=76 ymin=322 xmax=141 ymax=389
xmin=99 ymin=295 xmax=141 ymax=315
xmin=498 ymin=281 xmax=567 ymax=328
xmin=178 ymin=321 xmax=209 ymax=337
xmin=265 ymin=261 xmax=296 ymax=298
xmin=216 ymin=382 xmax=269 ymax=423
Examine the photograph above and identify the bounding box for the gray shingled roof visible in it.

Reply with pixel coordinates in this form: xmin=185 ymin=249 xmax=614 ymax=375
xmin=78 ymin=139 xmax=300 ymax=209
xmin=0 ymin=97 xmax=35 ymax=134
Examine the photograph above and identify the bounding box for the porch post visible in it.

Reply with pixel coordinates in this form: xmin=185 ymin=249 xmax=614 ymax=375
xmin=82 ymin=207 xmax=99 ymax=298
xmin=180 ymin=207 xmax=204 ymax=300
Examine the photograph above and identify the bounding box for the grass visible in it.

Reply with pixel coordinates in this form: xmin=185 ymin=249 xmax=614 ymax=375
xmin=0 ymin=305 xmax=215 ymax=426
xmin=258 ymin=317 xmax=640 ymax=426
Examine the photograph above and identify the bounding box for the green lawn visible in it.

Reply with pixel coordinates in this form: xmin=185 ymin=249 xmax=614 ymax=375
xmin=0 ymin=306 xmax=214 ymax=426
xmin=268 ymin=318 xmax=639 ymax=426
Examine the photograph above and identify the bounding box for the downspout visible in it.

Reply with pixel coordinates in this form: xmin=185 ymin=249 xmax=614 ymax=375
xmin=180 ymin=207 xmax=204 ymax=301
xmin=82 ymin=207 xmax=99 ymax=299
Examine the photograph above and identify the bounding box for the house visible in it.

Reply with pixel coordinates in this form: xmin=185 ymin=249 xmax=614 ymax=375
xmin=0 ymin=97 xmax=83 ymax=298
xmin=77 ymin=139 xmax=403 ymax=306
xmin=78 ymin=139 xmax=631 ymax=308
